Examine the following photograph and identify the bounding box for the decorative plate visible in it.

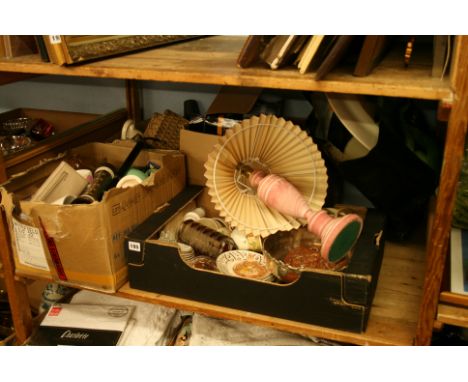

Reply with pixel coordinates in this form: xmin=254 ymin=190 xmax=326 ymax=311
xmin=216 ymin=250 xmax=273 ymax=281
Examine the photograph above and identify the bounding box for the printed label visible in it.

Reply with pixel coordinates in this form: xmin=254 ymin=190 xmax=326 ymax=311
xmin=48 ymin=306 xmax=62 ymax=316
xmin=128 ymin=241 xmax=141 ymax=252
xmin=49 ymin=35 xmax=62 ymax=44
xmin=12 ymin=218 xmax=50 ymax=271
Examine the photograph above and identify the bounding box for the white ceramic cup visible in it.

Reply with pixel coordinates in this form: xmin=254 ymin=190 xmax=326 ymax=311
xmin=183 ymin=207 xmax=206 ymax=222
xmin=51 ymin=194 xmax=78 ymax=205
xmin=116 ymin=175 xmax=143 ymax=188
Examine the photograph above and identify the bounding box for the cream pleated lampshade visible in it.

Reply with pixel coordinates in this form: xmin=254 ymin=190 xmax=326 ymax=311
xmin=204 ymin=114 xmax=328 ymax=237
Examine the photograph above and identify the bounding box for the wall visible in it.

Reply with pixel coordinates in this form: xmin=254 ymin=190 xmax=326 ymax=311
xmin=0 ymin=75 xmax=312 ymax=119
xmin=0 ymin=74 xmax=370 ymax=206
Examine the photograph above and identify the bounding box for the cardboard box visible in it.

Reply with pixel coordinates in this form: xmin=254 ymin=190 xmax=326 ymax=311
xmin=0 ymin=142 xmax=185 ymax=292
xmin=179 ymin=129 xmax=219 ymax=187
xmin=179 ymin=85 xmax=261 ymax=187
xmin=125 ymin=186 xmax=386 ymax=333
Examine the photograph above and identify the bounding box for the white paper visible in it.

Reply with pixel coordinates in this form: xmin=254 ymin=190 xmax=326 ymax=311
xmin=12 ymin=217 xmax=50 ymax=271
xmin=70 ymin=290 xmax=179 ymax=346
xmin=42 ymin=304 xmax=135 ymax=331
xmin=450 ymin=227 xmax=468 ymax=295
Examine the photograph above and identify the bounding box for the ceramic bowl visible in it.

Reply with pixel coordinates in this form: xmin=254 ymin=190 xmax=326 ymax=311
xmin=216 ymin=249 xmax=273 ymax=282
xmin=263 ymin=227 xmax=349 ymax=283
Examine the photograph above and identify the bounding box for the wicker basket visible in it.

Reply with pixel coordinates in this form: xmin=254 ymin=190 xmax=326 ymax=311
xmin=144 ymin=110 xmax=187 ymax=150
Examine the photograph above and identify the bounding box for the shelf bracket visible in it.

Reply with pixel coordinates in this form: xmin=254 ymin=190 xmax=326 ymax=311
xmin=125 ymin=79 xmax=143 ymax=123
xmin=0 ymin=206 xmax=33 ymax=344
xmin=415 ymin=35 xmax=468 ymax=346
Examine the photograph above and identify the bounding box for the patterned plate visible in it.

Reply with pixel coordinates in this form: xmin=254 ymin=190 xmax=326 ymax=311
xmin=216 ymin=250 xmax=273 ymax=282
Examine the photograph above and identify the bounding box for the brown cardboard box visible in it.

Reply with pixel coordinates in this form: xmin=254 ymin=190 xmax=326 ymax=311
xmin=179 ymin=129 xmax=219 ymax=187
xmin=179 ymin=85 xmax=261 ymax=187
xmin=0 ymin=142 xmax=185 ymax=292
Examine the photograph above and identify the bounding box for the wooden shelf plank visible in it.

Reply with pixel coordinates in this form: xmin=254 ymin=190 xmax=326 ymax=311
xmin=115 ymin=224 xmax=427 ymax=346
xmin=13 ymin=223 xmax=426 ymax=346
xmin=437 ymin=303 xmax=468 ymax=328
xmin=1 ymin=203 xmax=430 ymax=346
xmin=0 ymin=36 xmax=452 ymax=101
xmin=439 ymin=291 xmax=468 ymax=307
xmin=0 ymin=71 xmax=37 ymax=85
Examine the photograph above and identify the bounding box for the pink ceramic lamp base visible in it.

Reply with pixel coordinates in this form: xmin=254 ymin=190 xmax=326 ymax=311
xmin=250 ymin=170 xmax=363 ymax=262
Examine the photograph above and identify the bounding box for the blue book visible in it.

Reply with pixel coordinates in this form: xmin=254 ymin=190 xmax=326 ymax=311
xmin=450 ymin=228 xmax=468 ymax=295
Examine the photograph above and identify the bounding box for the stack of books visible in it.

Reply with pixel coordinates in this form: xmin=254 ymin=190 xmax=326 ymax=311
xmin=237 ymin=35 xmax=451 ymax=80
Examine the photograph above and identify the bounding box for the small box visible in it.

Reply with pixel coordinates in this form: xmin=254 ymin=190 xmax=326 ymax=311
xmin=179 ymin=129 xmax=219 ymax=187
xmin=30 ymin=161 xmax=89 ymax=203
xmin=125 ymin=186 xmax=386 ymax=333
xmin=179 ymin=85 xmax=261 ymax=186
xmin=0 ymin=142 xmax=185 ymax=292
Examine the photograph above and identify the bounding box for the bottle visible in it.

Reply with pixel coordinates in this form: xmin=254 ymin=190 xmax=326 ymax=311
xmin=177 ymin=219 xmax=237 ymax=259
xmin=183 ymin=99 xmax=201 ymax=121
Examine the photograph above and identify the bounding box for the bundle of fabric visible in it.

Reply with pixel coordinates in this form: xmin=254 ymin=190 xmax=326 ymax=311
xmin=189 ymin=314 xmax=332 ymax=346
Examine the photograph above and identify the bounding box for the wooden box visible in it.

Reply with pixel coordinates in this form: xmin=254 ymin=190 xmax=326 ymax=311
xmin=0 ymin=108 xmax=127 ymax=178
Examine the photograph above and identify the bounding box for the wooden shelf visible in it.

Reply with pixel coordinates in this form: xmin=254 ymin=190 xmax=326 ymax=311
xmin=3 ymin=190 xmax=426 ymax=346
xmin=1 ymin=35 xmax=466 ymax=346
xmin=439 ymin=294 xmax=468 ymax=330
xmin=437 ymin=304 xmax=468 ymax=328
xmin=440 ymin=290 xmax=468 ymax=307
xmin=7 ymin=222 xmax=425 ymax=346
xmin=115 ymin=224 xmax=427 ymax=346
xmin=0 ymin=36 xmax=452 ymax=101
xmin=6 ymin=211 xmax=427 ymax=346
xmin=7 ymin=229 xmax=426 ymax=346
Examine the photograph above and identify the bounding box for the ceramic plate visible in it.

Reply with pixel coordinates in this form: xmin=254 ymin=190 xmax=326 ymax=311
xmin=216 ymin=250 xmax=273 ymax=281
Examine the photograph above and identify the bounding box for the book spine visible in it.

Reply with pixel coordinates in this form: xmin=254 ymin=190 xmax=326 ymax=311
xmin=315 ymin=35 xmax=355 ymax=80
xmin=34 ymin=36 xmax=50 ymax=62
xmin=0 ymin=36 xmax=6 ymax=57
xmin=237 ymin=35 xmax=261 ymax=68
xmin=43 ymin=35 xmax=69 ymax=65
xmin=28 ymin=325 xmax=124 ymax=346
xmin=2 ymin=35 xmax=12 ymax=58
